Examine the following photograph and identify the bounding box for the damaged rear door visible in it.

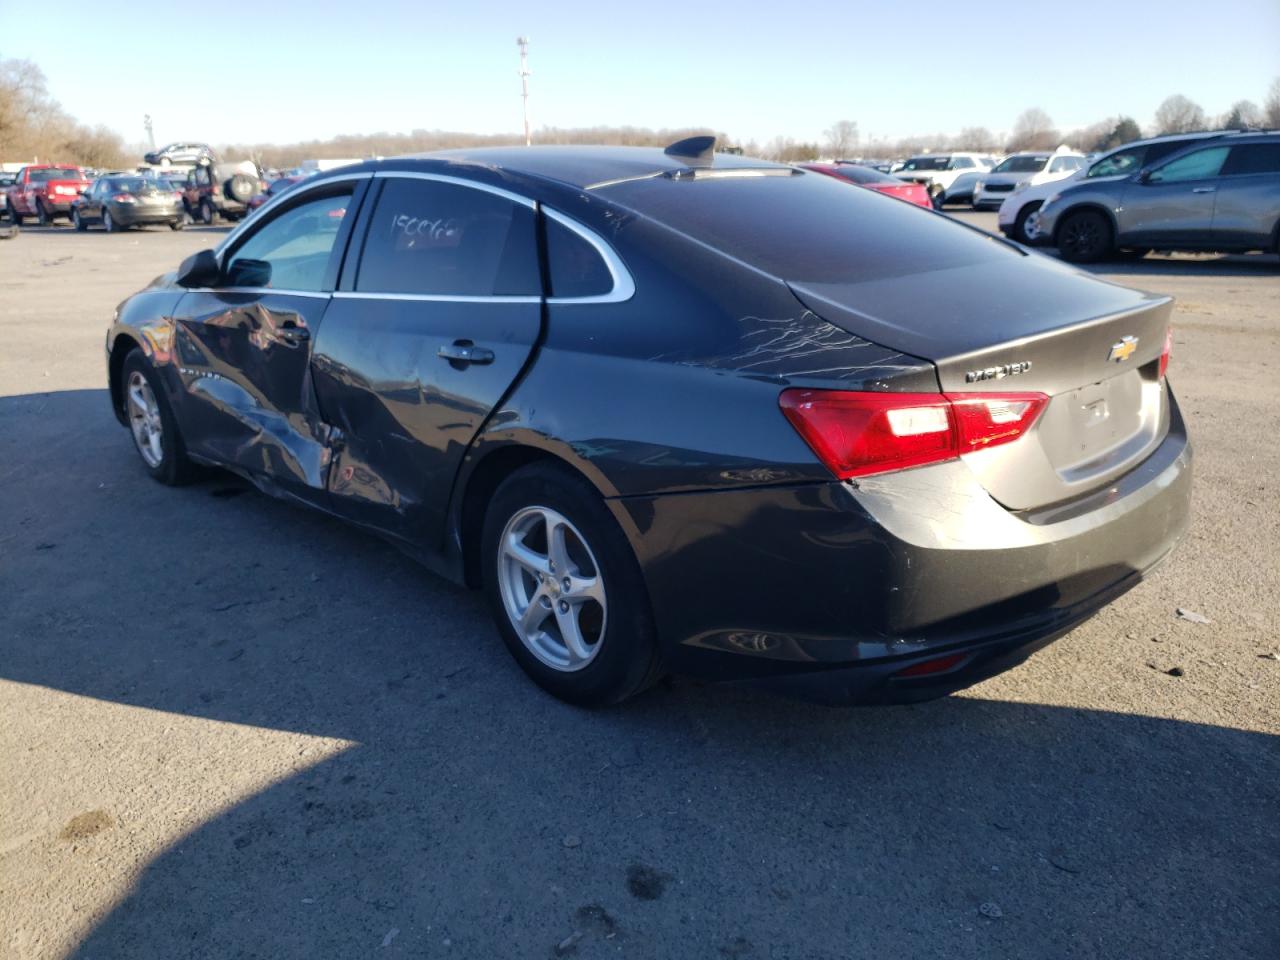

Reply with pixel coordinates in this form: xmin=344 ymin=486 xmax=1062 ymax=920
xmin=169 ymin=178 xmax=366 ymax=503
xmin=309 ymin=173 xmax=543 ymax=546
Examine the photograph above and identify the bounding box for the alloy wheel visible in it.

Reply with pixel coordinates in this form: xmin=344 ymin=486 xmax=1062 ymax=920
xmin=126 ymin=370 xmax=164 ymax=468
xmin=497 ymin=505 xmax=607 ymax=672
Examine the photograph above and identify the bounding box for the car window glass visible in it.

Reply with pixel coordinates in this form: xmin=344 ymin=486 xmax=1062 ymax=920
xmin=226 ymin=191 xmax=351 ymax=291
xmin=1221 ymin=143 xmax=1280 ymax=176
xmin=951 ymin=156 xmax=974 ymax=169
xmin=1089 ymin=148 xmax=1144 ymax=177
xmin=1148 ymin=146 xmax=1230 ymax=183
xmin=545 ymin=218 xmax=613 ymax=298
xmin=356 ymin=178 xmax=539 ymax=296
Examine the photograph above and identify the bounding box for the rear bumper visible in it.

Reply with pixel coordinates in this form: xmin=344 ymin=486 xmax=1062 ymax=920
xmin=613 ymin=395 xmax=1192 ymax=704
xmin=110 ymin=203 xmax=182 ymax=225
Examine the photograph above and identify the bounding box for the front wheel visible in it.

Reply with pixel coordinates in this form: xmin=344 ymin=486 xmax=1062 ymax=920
xmin=482 ymin=462 xmax=661 ymax=706
xmin=199 ymin=199 xmax=215 ymax=225
xmin=121 ymin=350 xmax=197 ymax=485
xmin=73 ymin=209 xmax=87 ymax=232
xmin=1012 ymin=200 xmax=1043 ymax=245
xmin=1056 ymin=209 xmax=1113 ymax=263
xmin=36 ymin=201 xmax=50 ymax=226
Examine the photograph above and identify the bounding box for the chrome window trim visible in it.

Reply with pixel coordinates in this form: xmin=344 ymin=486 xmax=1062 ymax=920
xmin=215 ymin=171 xmax=374 ymax=259
xmin=334 ymin=292 xmax=540 ymax=304
xmin=373 ymin=170 xmax=536 ymax=210
xmin=542 ymin=207 xmax=635 ymax=305
xmin=185 ymin=287 xmax=331 ymax=299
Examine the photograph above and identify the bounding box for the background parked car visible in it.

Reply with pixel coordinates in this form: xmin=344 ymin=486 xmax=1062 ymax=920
xmin=73 ymin=176 xmax=184 ymax=233
xmin=997 ymin=132 xmax=1230 ymax=245
xmin=4 ymin=164 xmax=92 ymax=225
xmin=181 ymin=160 xmax=263 ymax=224
xmin=1036 ymin=132 xmax=1280 ymax=262
xmin=799 ymin=162 xmax=933 ymax=208
xmin=893 ymin=153 xmax=996 ymax=207
xmin=143 ymin=142 xmax=217 ymax=167
xmin=972 ymin=149 xmax=1085 ymax=210
xmin=246 ymin=174 xmax=305 ymax=214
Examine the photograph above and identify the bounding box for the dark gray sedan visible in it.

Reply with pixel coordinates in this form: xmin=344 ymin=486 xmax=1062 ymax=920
xmin=103 ymin=140 xmax=1191 ymax=706
xmin=73 ymin=176 xmax=185 ymax=233
xmin=1038 ymin=132 xmax=1280 ymax=262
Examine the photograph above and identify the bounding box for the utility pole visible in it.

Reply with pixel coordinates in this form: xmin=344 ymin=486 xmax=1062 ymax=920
xmin=144 ymin=114 xmax=155 ymax=150
xmin=516 ymin=36 xmax=531 ymax=146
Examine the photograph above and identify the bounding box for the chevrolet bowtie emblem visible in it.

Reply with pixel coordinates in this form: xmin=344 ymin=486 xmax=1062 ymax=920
xmin=1108 ymin=336 xmax=1139 ymax=363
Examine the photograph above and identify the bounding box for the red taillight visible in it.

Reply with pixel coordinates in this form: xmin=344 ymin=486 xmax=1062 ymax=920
xmin=895 ymin=653 xmax=968 ymax=678
xmin=1159 ymin=327 xmax=1173 ymax=380
xmin=779 ymin=389 xmax=1047 ymax=479
xmin=111 ymin=193 xmax=136 ymax=203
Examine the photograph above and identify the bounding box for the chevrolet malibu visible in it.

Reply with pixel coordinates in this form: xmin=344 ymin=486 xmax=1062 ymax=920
xmin=105 ymin=139 xmax=1192 ymax=706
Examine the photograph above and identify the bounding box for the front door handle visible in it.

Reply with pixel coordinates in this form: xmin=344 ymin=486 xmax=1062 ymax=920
xmin=278 ymin=321 xmax=310 ymax=344
xmin=438 ymin=340 xmax=494 ymax=366
xmin=1191 ymin=187 xmax=1216 ymax=193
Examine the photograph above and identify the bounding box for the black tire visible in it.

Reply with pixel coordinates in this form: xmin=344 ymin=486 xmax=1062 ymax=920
xmin=36 ymin=200 xmax=50 ymax=226
xmin=73 ymin=209 xmax=87 ymax=232
xmin=929 ymin=184 xmax=946 ymax=209
xmin=103 ymin=208 xmax=122 ymax=233
xmin=7 ymin=200 xmax=24 ymax=226
xmin=120 ymin=349 xmax=198 ymax=486
xmin=169 ymin=218 xmax=185 ymax=231
xmin=199 ymin=199 xmax=215 ymax=225
xmin=1011 ymin=200 xmax=1043 ymax=245
xmin=1056 ymin=209 xmax=1113 ymax=263
xmin=481 ymin=462 xmax=662 ymax=706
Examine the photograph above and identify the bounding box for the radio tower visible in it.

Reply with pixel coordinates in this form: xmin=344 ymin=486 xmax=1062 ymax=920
xmin=517 ymin=36 xmax=531 ymax=146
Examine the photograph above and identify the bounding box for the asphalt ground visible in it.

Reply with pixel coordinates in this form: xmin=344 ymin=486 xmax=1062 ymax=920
xmin=1 ymin=214 xmax=1277 ymax=960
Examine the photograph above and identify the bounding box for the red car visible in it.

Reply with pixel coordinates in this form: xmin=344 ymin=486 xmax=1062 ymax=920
xmin=799 ymin=163 xmax=933 ymax=209
xmin=5 ymin=164 xmax=92 ymax=225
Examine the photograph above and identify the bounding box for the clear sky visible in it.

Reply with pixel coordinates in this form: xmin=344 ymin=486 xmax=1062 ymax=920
xmin=3 ymin=0 xmax=1277 ymax=149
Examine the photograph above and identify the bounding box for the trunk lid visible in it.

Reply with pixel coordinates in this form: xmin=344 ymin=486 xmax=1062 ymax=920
xmin=791 ymin=257 xmax=1174 ymax=510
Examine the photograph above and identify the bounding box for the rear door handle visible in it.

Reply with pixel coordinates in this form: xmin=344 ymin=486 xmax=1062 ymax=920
xmin=1191 ymin=187 xmax=1216 ymax=193
xmin=438 ymin=340 xmax=494 ymax=366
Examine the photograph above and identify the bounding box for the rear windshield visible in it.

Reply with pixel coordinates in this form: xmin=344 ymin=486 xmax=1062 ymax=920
xmin=992 ymin=156 xmax=1048 ymax=173
xmin=104 ymin=178 xmax=158 ymax=193
xmin=899 ymin=156 xmax=949 ymax=171
xmin=830 ymin=164 xmax=900 ymax=185
xmin=599 ymin=170 xmax=1018 ymax=284
xmin=29 ymin=167 xmax=82 ymax=182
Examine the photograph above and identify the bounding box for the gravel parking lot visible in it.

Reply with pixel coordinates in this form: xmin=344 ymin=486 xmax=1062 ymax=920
xmin=1 ymin=216 xmax=1277 ymax=960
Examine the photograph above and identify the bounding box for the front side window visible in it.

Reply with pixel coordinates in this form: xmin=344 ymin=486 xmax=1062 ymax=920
xmin=224 ymin=191 xmax=351 ymax=291
xmin=1148 ymin=146 xmax=1230 ymax=183
xmin=355 ymin=178 xmax=539 ymax=297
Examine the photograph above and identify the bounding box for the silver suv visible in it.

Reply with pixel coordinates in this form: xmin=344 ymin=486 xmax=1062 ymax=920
xmin=1036 ymin=132 xmax=1280 ymax=262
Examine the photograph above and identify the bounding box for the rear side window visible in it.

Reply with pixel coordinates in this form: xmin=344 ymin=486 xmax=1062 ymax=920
xmin=1222 ymin=143 xmax=1280 ymax=176
xmin=1149 ymin=146 xmax=1230 ymax=183
xmin=356 ymin=178 xmax=538 ymax=296
xmin=545 ymin=217 xmax=613 ymax=298
xmin=599 ymin=170 xmax=1019 ymax=285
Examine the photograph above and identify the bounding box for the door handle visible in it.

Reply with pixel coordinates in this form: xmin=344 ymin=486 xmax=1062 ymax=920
xmin=1191 ymin=187 xmax=1216 ymax=193
xmin=438 ymin=340 xmax=494 ymax=366
xmin=278 ymin=322 xmax=310 ymax=343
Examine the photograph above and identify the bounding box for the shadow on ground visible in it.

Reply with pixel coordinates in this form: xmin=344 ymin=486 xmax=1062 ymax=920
xmin=3 ymin=390 xmax=1277 ymax=959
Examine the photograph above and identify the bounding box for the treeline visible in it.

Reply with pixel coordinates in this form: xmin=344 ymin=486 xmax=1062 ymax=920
xmin=0 ymin=59 xmax=131 ymax=167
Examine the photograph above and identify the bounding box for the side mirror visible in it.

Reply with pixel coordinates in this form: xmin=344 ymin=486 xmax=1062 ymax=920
xmin=176 ymin=249 xmax=220 ymax=288
xmin=224 ymin=257 xmax=272 ymax=288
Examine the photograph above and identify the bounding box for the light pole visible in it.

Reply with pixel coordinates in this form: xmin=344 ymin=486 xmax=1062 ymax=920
xmin=516 ymin=36 xmax=531 ymax=147
xmin=144 ymin=114 xmax=155 ymax=150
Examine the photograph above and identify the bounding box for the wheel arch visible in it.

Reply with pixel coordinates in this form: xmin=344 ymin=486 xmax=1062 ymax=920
xmin=1052 ymin=202 xmax=1119 ymax=247
xmin=108 ymin=333 xmax=143 ymax=425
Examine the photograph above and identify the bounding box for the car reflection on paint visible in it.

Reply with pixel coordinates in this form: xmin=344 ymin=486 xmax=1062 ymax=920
xmin=104 ymin=138 xmax=1191 ymax=706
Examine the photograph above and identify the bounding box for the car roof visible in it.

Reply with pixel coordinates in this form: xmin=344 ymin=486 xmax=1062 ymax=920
xmin=401 ymin=145 xmax=788 ymax=189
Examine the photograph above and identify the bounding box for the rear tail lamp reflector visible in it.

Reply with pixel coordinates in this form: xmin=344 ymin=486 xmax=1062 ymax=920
xmin=779 ymin=389 xmax=1047 ymax=480
xmin=1159 ymin=327 xmax=1173 ymax=380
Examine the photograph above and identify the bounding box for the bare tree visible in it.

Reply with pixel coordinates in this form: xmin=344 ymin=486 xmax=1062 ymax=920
xmin=1153 ymin=95 xmax=1206 ymax=135
xmin=1220 ymin=100 xmax=1263 ymax=129
xmin=952 ymin=126 xmax=996 ymax=151
xmin=1263 ymin=77 xmax=1280 ymax=128
xmin=823 ymin=120 xmax=859 ymax=159
xmin=0 ymin=58 xmax=128 ymax=166
xmin=1008 ymin=108 xmax=1059 ymax=151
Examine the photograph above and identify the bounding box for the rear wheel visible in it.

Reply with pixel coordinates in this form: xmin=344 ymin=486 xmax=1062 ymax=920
xmin=103 ymin=208 xmax=122 ymax=233
xmin=121 ymin=349 xmax=197 ymax=485
xmin=73 ymin=209 xmax=87 ymax=232
xmin=1057 ymin=210 xmax=1113 ymax=263
xmin=482 ymin=462 xmax=661 ymax=706
xmin=929 ymin=183 xmax=946 ymax=209
xmin=1012 ymin=201 xmax=1043 ymax=245
xmin=199 ymin=199 xmax=215 ymax=225
xmin=7 ymin=200 xmax=24 ymax=226
xmin=169 ymin=218 xmax=185 ymax=231
xmin=36 ymin=201 xmax=50 ymax=226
